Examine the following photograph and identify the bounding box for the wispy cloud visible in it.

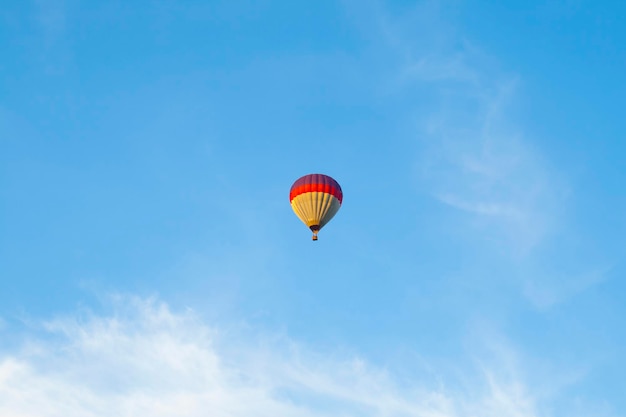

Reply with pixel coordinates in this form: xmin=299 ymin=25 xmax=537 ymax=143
xmin=401 ymin=31 xmax=616 ymax=310
xmin=362 ymin=0 xmax=612 ymax=310
xmin=404 ymin=39 xmax=611 ymax=309
xmin=417 ymin=72 xmax=563 ymax=257
xmin=359 ymin=1 xmax=565 ymax=258
xmin=0 ymin=295 xmax=554 ymax=417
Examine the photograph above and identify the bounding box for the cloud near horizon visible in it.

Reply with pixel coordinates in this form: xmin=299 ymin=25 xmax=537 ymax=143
xmin=0 ymin=294 xmax=549 ymax=417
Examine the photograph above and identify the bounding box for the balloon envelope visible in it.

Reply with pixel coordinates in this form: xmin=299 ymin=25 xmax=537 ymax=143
xmin=289 ymin=174 xmax=343 ymax=240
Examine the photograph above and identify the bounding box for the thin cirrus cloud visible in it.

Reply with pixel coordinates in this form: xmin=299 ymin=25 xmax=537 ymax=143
xmin=369 ymin=5 xmax=585 ymax=310
xmin=0 ymin=295 xmax=545 ymax=417
xmin=407 ymin=41 xmax=610 ymax=310
xmin=416 ymin=69 xmax=562 ymax=257
xmin=365 ymin=2 xmax=565 ymax=257
xmin=366 ymin=2 xmax=611 ymax=314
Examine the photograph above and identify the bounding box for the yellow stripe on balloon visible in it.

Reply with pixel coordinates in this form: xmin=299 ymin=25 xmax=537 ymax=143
xmin=290 ymin=192 xmax=341 ymax=229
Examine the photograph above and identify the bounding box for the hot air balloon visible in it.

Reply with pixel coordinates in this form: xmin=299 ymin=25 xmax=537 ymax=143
xmin=289 ymin=173 xmax=343 ymax=241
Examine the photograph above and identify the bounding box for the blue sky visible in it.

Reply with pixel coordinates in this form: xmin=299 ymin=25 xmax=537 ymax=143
xmin=1 ymin=1 xmax=625 ymax=415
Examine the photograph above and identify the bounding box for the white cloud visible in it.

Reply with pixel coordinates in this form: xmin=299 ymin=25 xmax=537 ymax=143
xmin=0 ymin=295 xmax=549 ymax=417
xmin=339 ymin=7 xmax=555 ymax=259
xmin=393 ymin=17 xmax=609 ymax=308
xmin=416 ymin=69 xmax=564 ymax=257
xmin=366 ymin=2 xmax=565 ymax=258
xmin=359 ymin=1 xmax=614 ymax=315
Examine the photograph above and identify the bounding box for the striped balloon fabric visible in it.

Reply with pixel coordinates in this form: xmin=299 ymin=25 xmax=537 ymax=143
xmin=289 ymin=174 xmax=343 ymax=241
